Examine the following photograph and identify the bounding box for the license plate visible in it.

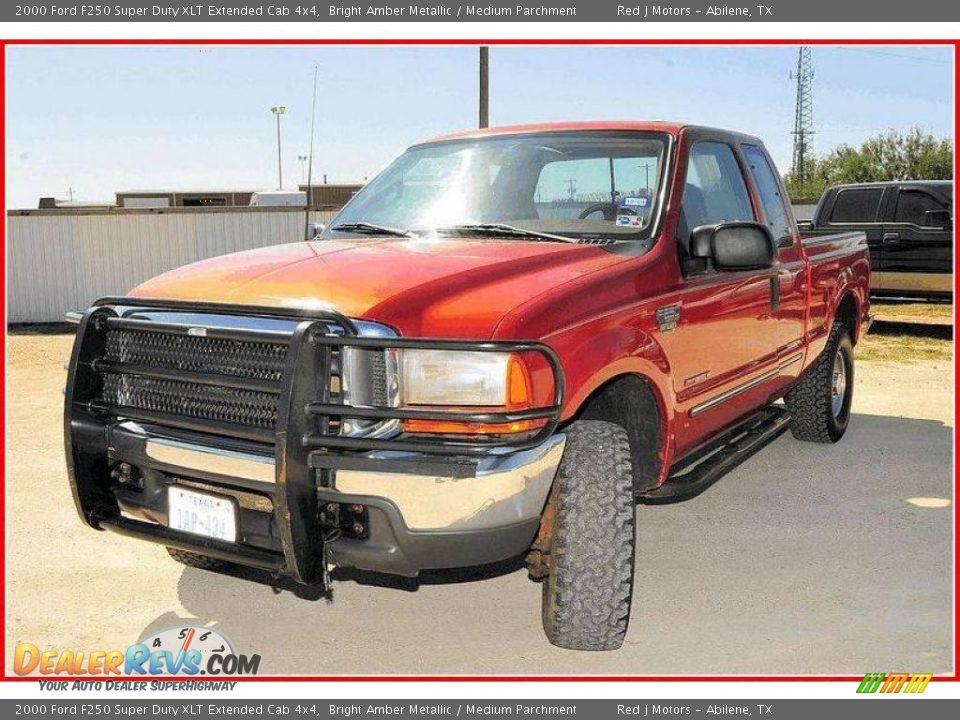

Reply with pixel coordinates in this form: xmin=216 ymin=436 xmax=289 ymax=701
xmin=168 ymin=487 xmax=237 ymax=542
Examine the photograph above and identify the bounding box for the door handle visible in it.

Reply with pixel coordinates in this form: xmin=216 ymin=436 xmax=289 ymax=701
xmin=882 ymin=232 xmax=901 ymax=246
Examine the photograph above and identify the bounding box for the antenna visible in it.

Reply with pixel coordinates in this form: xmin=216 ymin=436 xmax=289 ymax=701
xmin=790 ymin=47 xmax=815 ymax=195
xmin=304 ymin=65 xmax=319 ymax=241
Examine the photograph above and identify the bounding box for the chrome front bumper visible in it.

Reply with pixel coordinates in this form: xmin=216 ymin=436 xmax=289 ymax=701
xmin=328 ymin=435 xmax=565 ymax=532
xmin=144 ymin=432 xmax=565 ymax=534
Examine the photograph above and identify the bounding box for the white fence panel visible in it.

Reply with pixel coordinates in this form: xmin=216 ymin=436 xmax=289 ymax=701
xmin=791 ymin=203 xmax=818 ymax=222
xmin=6 ymin=209 xmax=337 ymax=323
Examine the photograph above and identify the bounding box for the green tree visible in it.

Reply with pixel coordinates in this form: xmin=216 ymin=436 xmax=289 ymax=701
xmin=784 ymin=128 xmax=953 ymax=201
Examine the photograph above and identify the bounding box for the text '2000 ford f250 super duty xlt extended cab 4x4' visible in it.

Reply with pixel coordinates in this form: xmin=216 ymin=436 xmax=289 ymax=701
xmin=65 ymin=122 xmax=871 ymax=651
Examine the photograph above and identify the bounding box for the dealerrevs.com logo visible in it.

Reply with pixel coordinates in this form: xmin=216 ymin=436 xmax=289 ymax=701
xmin=14 ymin=626 xmax=261 ymax=676
xmin=857 ymin=673 xmax=932 ymax=694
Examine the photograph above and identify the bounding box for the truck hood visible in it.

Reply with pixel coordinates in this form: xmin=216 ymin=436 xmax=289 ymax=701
xmin=129 ymin=237 xmax=628 ymax=338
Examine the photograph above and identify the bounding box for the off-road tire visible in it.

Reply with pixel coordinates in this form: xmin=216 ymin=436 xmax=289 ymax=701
xmin=785 ymin=321 xmax=854 ymax=443
xmin=166 ymin=547 xmax=231 ymax=571
xmin=541 ymin=420 xmax=635 ymax=651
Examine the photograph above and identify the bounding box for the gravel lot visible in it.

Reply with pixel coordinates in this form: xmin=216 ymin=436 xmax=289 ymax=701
xmin=5 ymin=309 xmax=954 ymax=675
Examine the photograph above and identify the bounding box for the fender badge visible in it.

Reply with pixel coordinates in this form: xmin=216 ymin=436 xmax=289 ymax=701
xmin=655 ymin=304 xmax=681 ymax=332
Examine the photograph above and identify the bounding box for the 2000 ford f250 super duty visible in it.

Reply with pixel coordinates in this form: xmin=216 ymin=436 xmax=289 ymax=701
xmin=65 ymin=122 xmax=871 ymax=651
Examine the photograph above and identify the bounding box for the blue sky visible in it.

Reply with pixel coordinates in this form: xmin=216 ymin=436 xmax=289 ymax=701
xmin=4 ymin=45 xmax=953 ymax=208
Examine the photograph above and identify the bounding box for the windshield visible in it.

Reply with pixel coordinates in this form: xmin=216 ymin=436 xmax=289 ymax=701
xmin=322 ymin=131 xmax=670 ymax=242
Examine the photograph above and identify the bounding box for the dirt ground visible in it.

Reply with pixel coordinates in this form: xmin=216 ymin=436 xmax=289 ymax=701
xmin=5 ymin=303 xmax=954 ymax=675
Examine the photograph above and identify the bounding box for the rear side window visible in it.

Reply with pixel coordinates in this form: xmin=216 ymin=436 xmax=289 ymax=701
xmin=894 ymin=190 xmax=948 ymax=225
xmin=742 ymin=145 xmax=792 ymax=247
xmin=681 ymin=142 xmax=754 ymax=230
xmin=829 ymin=188 xmax=883 ymax=223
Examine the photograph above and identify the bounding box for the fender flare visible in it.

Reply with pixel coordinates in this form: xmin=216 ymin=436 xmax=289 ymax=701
xmin=557 ymin=330 xmax=677 ymax=482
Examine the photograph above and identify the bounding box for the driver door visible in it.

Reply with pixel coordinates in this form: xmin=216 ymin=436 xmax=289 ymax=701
xmin=657 ymin=138 xmax=783 ymax=455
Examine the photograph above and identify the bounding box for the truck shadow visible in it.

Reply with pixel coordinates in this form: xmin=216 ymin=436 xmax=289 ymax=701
xmin=136 ymin=409 xmax=951 ymax=673
xmin=150 ymin=551 xmax=526 ymax=604
xmin=869 ymin=320 xmax=952 ymax=340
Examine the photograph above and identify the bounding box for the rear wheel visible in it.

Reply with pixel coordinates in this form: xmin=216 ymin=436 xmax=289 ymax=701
xmin=540 ymin=420 xmax=635 ymax=651
xmin=166 ymin=547 xmax=231 ymax=571
xmin=785 ymin=321 xmax=854 ymax=443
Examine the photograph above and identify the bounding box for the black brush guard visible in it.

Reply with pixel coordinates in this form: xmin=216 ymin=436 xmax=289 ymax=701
xmin=64 ymin=297 xmax=565 ymax=585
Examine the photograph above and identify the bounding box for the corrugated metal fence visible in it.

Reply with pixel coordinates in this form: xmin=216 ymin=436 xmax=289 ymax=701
xmin=6 ymin=207 xmax=337 ymax=323
xmin=791 ymin=203 xmax=818 ymax=222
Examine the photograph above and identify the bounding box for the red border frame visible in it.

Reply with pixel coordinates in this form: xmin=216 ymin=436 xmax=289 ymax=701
xmin=1 ymin=36 xmax=957 ymax=684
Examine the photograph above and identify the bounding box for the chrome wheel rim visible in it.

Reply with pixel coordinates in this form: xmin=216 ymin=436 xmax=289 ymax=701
xmin=831 ymin=351 xmax=847 ymax=419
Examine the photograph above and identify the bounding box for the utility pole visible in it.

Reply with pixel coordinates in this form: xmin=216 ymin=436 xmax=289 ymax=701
xmin=790 ymin=48 xmax=815 ymax=195
xmin=271 ymin=105 xmax=288 ymax=189
xmin=479 ymin=46 xmax=489 ymax=128
xmin=639 ymin=161 xmax=653 ymax=193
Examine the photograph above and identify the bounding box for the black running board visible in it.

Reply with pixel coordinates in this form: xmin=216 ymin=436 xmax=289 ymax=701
xmin=642 ymin=406 xmax=791 ymax=504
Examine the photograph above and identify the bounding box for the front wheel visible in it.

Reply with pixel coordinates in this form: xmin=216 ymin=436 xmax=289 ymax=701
xmin=785 ymin=322 xmax=854 ymax=443
xmin=540 ymin=420 xmax=636 ymax=651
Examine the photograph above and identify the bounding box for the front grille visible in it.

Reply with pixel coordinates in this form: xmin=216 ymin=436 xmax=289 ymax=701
xmin=100 ymin=326 xmax=290 ymax=434
xmin=97 ymin=324 xmax=389 ymax=439
xmin=102 ymin=374 xmax=280 ymax=429
xmin=105 ymin=328 xmax=288 ymax=381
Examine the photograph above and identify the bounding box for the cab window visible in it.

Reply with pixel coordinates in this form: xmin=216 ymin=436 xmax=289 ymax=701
xmin=894 ymin=190 xmax=949 ymax=226
xmin=681 ymin=142 xmax=754 ymax=231
xmin=742 ymin=144 xmax=793 ymax=247
xmin=679 ymin=142 xmax=755 ymax=273
xmin=830 ymin=188 xmax=883 ymax=223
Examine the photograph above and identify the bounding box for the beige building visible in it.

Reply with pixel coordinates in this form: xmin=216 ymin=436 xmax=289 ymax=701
xmin=112 ymin=183 xmax=363 ymax=210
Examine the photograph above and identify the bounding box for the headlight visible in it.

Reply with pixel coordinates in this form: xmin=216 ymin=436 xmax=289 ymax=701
xmin=400 ymin=350 xmax=514 ymax=406
xmin=398 ymin=349 xmax=544 ymax=436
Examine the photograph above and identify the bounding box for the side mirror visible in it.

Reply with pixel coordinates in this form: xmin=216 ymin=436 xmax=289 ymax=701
xmin=922 ymin=209 xmax=951 ymax=229
xmin=306 ymin=222 xmax=325 ymax=240
xmin=691 ymin=222 xmax=776 ymax=271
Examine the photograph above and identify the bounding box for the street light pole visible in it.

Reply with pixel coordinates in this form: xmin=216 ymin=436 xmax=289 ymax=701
xmin=270 ymin=105 xmax=287 ymax=189
xmin=298 ymin=155 xmax=308 ymax=183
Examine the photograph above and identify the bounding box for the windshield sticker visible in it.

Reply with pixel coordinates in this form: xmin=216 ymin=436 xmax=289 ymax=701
xmin=616 ymin=195 xmax=650 ymax=226
xmin=617 ymin=213 xmax=644 ymax=227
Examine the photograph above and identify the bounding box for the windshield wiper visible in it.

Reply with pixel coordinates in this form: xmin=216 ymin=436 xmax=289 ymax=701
xmin=329 ymin=222 xmax=415 ymax=238
xmin=431 ymin=223 xmax=573 ymax=243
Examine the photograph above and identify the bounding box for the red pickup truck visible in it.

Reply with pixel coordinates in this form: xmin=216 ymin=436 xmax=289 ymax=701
xmin=65 ymin=122 xmax=871 ymax=652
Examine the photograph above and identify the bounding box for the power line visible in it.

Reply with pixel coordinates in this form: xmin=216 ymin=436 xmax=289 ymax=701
xmin=832 ymin=47 xmax=951 ymax=65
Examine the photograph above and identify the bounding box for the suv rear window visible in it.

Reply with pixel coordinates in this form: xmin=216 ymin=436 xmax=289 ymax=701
xmin=829 ymin=188 xmax=883 ymax=223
